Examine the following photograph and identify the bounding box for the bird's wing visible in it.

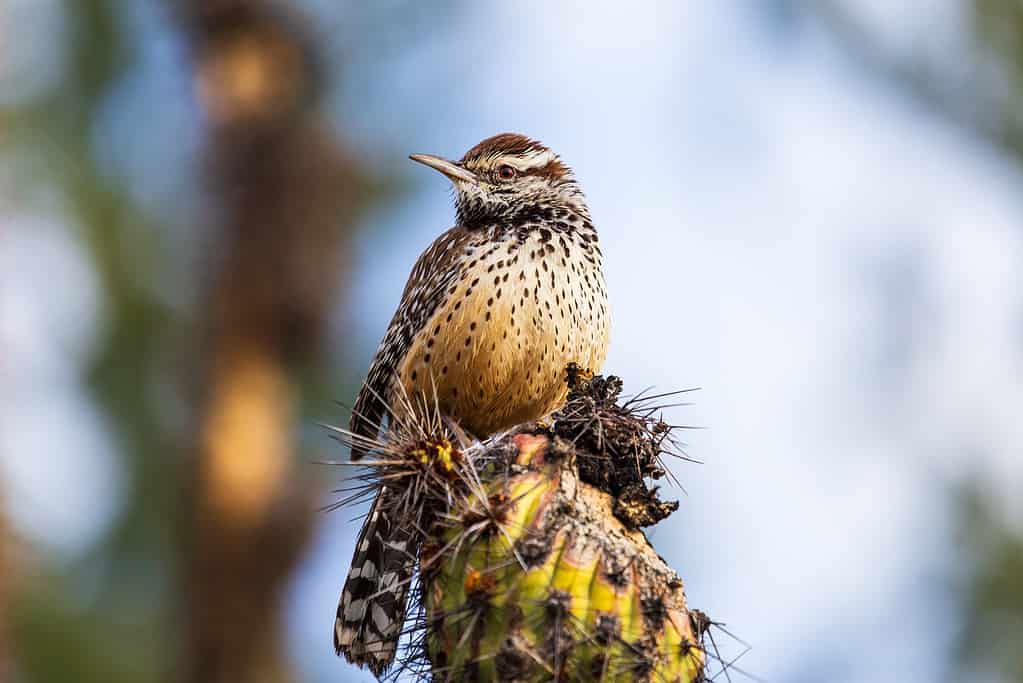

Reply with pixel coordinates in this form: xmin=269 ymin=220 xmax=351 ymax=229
xmin=348 ymin=226 xmax=476 ymax=459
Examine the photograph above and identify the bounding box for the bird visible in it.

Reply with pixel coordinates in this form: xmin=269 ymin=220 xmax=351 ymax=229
xmin=334 ymin=133 xmax=611 ymax=675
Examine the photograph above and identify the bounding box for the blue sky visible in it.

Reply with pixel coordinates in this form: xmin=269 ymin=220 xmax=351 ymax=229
xmin=3 ymin=2 xmax=1023 ymax=682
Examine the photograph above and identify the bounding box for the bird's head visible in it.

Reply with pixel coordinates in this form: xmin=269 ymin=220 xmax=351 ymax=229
xmin=410 ymin=133 xmax=588 ymax=228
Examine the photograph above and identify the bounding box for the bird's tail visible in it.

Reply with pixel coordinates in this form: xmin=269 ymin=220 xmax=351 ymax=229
xmin=334 ymin=486 xmax=415 ymax=677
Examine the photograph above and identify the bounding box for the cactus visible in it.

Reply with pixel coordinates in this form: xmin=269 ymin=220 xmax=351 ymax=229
xmin=330 ymin=372 xmax=710 ymax=682
xmin=423 ymin=431 xmax=704 ymax=682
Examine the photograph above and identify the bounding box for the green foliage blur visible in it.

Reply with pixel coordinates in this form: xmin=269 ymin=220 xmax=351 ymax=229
xmin=818 ymin=1 xmax=1023 ymax=680
xmin=8 ymin=3 xmax=180 ymax=681
xmin=941 ymin=5 xmax=1023 ymax=680
xmin=955 ymin=485 xmax=1023 ymax=681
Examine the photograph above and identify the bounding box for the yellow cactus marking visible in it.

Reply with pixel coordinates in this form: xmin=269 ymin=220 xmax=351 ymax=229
xmin=434 ymin=439 xmax=454 ymax=472
xmin=410 ymin=438 xmax=457 ymax=476
xmin=464 ymin=567 xmax=496 ymax=597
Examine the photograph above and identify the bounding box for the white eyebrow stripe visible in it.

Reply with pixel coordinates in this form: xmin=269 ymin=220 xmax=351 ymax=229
xmin=500 ymin=149 xmax=556 ymax=171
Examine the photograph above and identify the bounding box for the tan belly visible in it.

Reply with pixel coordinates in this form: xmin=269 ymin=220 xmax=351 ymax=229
xmin=397 ymin=233 xmax=610 ymax=437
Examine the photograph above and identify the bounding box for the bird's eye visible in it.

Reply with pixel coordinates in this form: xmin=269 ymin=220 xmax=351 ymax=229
xmin=497 ymin=165 xmax=517 ymax=180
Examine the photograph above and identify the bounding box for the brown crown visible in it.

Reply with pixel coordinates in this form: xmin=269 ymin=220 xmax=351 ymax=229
xmin=461 ymin=133 xmax=547 ymax=161
xmin=461 ymin=133 xmax=570 ymax=180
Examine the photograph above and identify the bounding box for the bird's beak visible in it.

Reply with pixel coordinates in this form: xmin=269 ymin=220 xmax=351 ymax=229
xmin=409 ymin=153 xmax=478 ymax=185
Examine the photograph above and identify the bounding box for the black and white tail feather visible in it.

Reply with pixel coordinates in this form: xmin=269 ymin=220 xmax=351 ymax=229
xmin=332 ymin=380 xmax=419 ymax=676
xmin=330 ymin=378 xmax=484 ymax=678
xmin=334 ymin=484 xmax=416 ymax=676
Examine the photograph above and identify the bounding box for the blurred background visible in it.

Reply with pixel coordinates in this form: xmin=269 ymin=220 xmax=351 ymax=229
xmin=2 ymin=1 xmax=1022 ymax=681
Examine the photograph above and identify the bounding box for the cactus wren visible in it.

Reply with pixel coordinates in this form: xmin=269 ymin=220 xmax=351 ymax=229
xmin=334 ymin=133 xmax=611 ymax=674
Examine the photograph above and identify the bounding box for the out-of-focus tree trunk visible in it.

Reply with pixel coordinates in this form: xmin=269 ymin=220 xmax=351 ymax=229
xmin=176 ymin=2 xmax=366 ymax=681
